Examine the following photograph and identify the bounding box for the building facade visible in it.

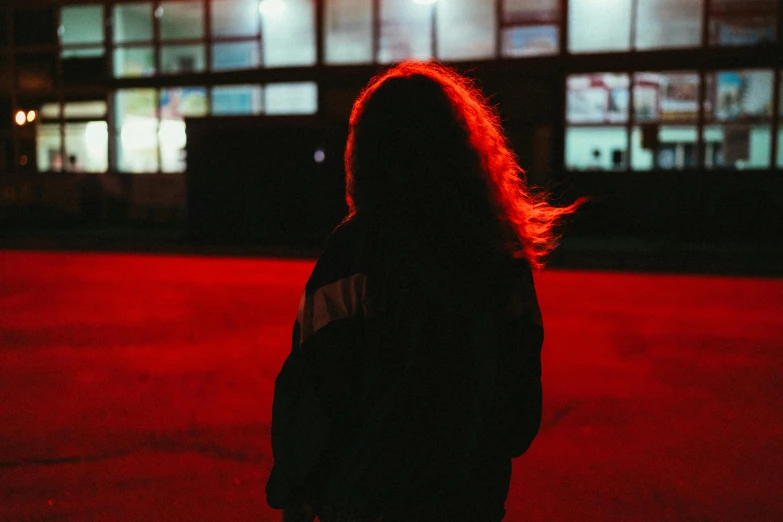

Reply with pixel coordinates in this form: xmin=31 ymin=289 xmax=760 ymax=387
xmin=1 ymin=0 xmax=781 ymax=241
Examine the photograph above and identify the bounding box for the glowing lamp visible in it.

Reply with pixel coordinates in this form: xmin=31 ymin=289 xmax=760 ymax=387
xmin=314 ymin=149 xmax=325 ymax=163
xmin=26 ymin=110 xmax=37 ymax=123
xmin=15 ymin=111 xmax=26 ymax=126
xmin=259 ymin=0 xmax=286 ymax=17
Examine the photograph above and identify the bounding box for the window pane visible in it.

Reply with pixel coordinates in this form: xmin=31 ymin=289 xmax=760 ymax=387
xmin=569 ymin=0 xmax=632 ymax=53
xmin=114 ymin=46 xmax=155 ymax=77
xmin=566 ymin=126 xmax=628 ymax=170
xmin=567 ymin=73 xmax=630 ymax=123
xmin=160 ymin=87 xmax=207 ymax=173
xmin=503 ymin=0 xmax=559 ymax=23
xmin=116 ymin=89 xmax=158 ymax=172
xmin=160 ymin=87 xmax=208 ymax=119
xmin=710 ymin=0 xmax=777 ymax=45
xmin=704 ymin=124 xmax=771 ymax=169
xmin=212 ymin=0 xmax=260 ymax=37
xmin=636 ymin=0 xmax=702 ymax=49
xmin=379 ymin=0 xmax=433 ymax=63
xmin=64 ymin=101 xmax=107 ymax=119
xmin=159 ymin=1 xmax=204 ymax=40
xmin=66 ymin=122 xmax=108 ymax=173
xmin=212 ymin=42 xmax=260 ymax=71
xmin=113 ymin=3 xmax=153 ymax=43
xmin=212 ymin=85 xmax=263 ymax=115
xmin=777 ymin=127 xmax=783 ymax=168
xmin=36 ymin=124 xmax=62 ymax=172
xmin=707 ymin=70 xmax=774 ymax=121
xmin=62 ymin=47 xmax=104 ymax=59
xmin=631 ymin=126 xmax=698 ymax=170
xmin=265 ymin=82 xmax=318 ymax=114
xmin=502 ymin=26 xmax=559 ymax=57
xmin=437 ymin=0 xmax=495 ymax=61
xmin=633 ymin=72 xmax=700 ymax=122
xmin=60 ymin=5 xmax=104 ymax=45
xmin=324 ymin=0 xmax=373 ymax=64
xmin=161 ymin=44 xmax=206 ymax=74
xmin=260 ymin=0 xmax=316 ymax=67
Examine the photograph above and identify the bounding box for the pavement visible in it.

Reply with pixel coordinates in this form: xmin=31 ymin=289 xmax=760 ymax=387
xmin=1 ymin=250 xmax=782 ymax=521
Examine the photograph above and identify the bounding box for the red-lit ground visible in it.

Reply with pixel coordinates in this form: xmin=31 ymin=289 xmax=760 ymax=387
xmin=1 ymin=250 xmax=782 ymax=521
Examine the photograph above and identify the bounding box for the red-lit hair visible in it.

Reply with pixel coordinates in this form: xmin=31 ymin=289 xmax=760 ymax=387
xmin=345 ymin=61 xmax=579 ymax=270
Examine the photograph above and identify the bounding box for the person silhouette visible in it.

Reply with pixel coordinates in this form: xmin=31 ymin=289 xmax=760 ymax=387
xmin=266 ymin=61 xmax=580 ymax=522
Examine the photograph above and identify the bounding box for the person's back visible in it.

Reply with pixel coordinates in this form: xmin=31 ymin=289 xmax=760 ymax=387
xmin=266 ymin=61 xmax=579 ymax=521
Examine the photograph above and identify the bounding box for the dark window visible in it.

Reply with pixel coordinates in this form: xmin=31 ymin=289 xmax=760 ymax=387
xmin=14 ymin=8 xmax=57 ymax=46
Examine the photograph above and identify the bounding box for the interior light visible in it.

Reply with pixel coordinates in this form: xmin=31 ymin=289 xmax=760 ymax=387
xmin=15 ymin=111 xmax=26 ymax=126
xmin=259 ymin=0 xmax=286 ymax=18
xmin=314 ymin=149 xmax=325 ymax=163
xmin=26 ymin=110 xmax=37 ymax=123
xmin=85 ymin=121 xmax=108 ymax=158
xmin=20 ymin=155 xmax=28 ymax=166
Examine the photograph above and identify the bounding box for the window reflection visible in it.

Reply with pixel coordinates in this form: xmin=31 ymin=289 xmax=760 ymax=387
xmin=379 ymin=0 xmax=433 ymax=63
xmin=437 ymin=0 xmax=495 ymax=61
xmin=325 ymin=0 xmax=373 ymax=64
xmin=635 ymin=0 xmax=702 ymax=49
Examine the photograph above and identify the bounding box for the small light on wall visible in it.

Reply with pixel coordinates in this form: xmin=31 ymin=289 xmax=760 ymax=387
xmin=26 ymin=110 xmax=37 ymax=123
xmin=314 ymin=149 xmax=325 ymax=163
xmin=15 ymin=111 xmax=27 ymax=126
xmin=20 ymin=155 xmax=29 ymax=166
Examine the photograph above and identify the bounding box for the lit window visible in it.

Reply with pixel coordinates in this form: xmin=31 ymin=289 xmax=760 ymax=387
xmin=113 ymin=3 xmax=153 ymax=43
xmin=436 ymin=0 xmax=495 ymax=61
xmin=160 ymin=87 xmax=208 ymax=172
xmin=114 ymin=46 xmax=155 ymax=77
xmin=569 ymin=0 xmax=632 ymax=53
xmin=265 ymin=82 xmax=318 ymax=115
xmin=704 ymin=125 xmax=772 ymax=169
xmin=36 ymin=124 xmax=62 ymax=172
xmin=566 ymin=127 xmax=628 ymax=171
xmin=159 ymin=1 xmax=204 ymax=40
xmin=161 ymin=45 xmax=206 ymax=74
xmin=260 ymin=0 xmax=316 ymax=67
xmin=212 ymin=0 xmax=260 ymax=37
xmin=212 ymin=41 xmax=260 ymax=71
xmin=60 ymin=5 xmax=104 ymax=45
xmin=707 ymin=70 xmax=774 ymax=121
xmin=710 ymin=0 xmax=777 ymax=46
xmin=635 ymin=0 xmax=702 ymax=50
xmin=115 ymin=88 xmax=158 ymax=172
xmin=64 ymin=101 xmax=108 ymax=119
xmin=567 ymin=73 xmax=630 ymax=124
xmin=324 ymin=0 xmax=373 ymax=64
xmin=379 ymin=0 xmax=433 ymax=63
xmin=631 ymin=126 xmax=698 ymax=170
xmin=633 ymin=72 xmax=700 ymax=122
xmin=66 ymin=122 xmax=108 ymax=173
xmin=502 ymin=0 xmax=560 ymax=57
xmin=212 ymin=85 xmax=263 ymax=115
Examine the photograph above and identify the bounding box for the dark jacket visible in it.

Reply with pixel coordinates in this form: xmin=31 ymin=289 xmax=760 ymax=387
xmin=266 ymin=216 xmax=543 ymax=521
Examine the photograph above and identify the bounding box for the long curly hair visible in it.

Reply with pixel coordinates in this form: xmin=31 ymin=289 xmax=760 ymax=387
xmin=345 ymin=60 xmax=580 ymax=271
